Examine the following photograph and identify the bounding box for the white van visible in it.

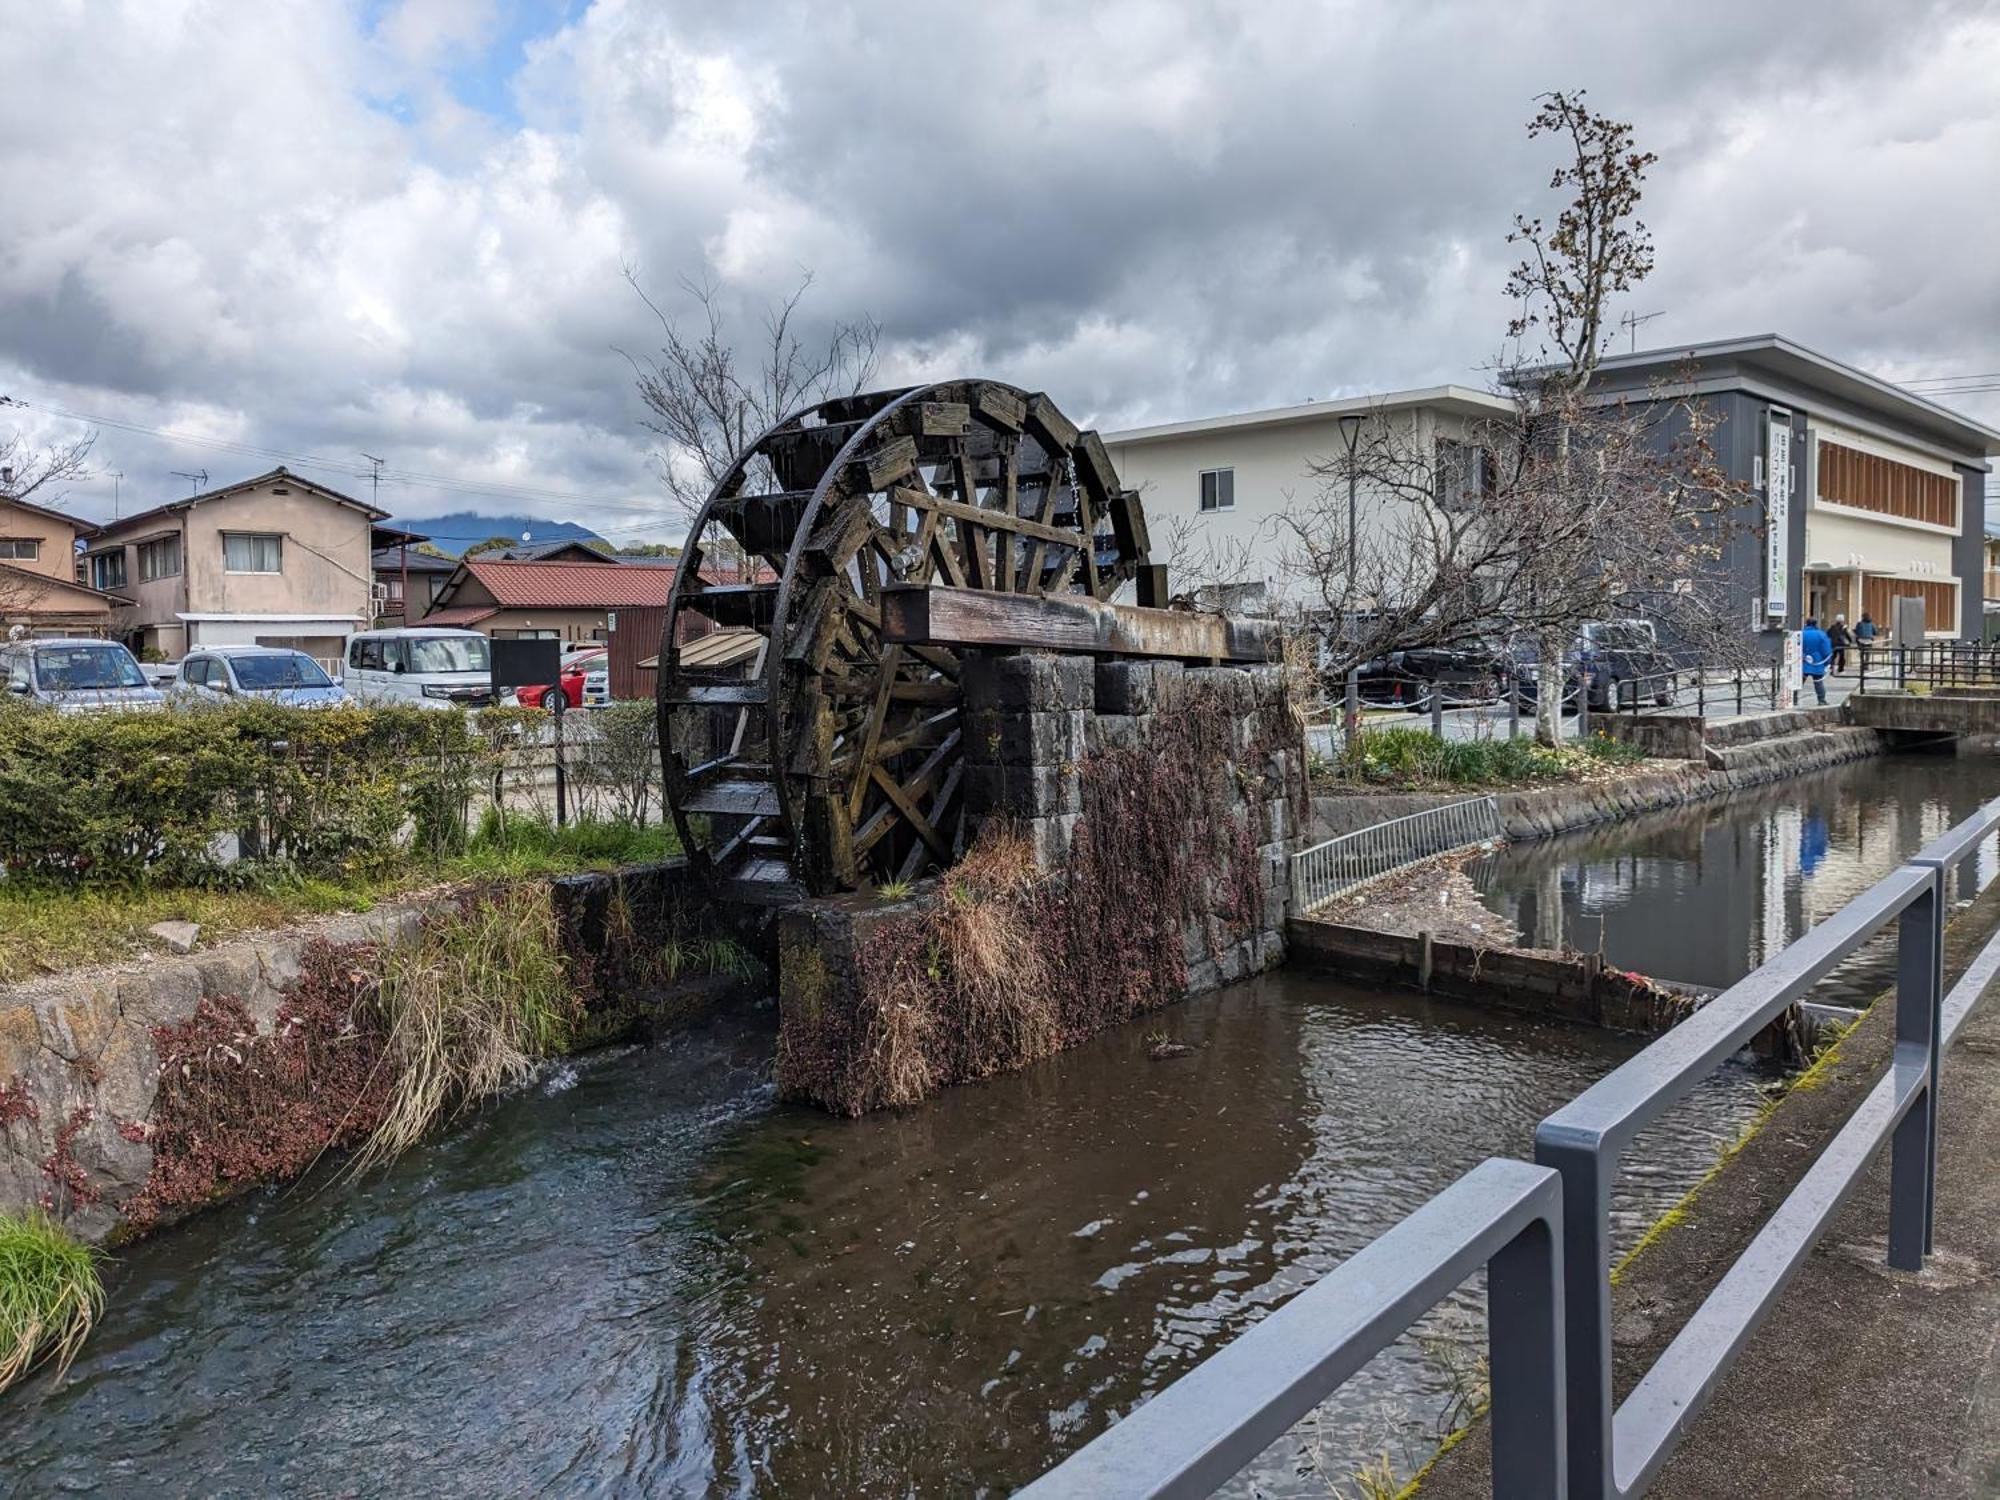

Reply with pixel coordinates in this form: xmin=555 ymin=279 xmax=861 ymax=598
xmin=340 ymin=628 xmax=495 ymax=709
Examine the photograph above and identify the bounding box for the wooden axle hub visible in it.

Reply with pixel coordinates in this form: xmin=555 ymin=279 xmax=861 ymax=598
xmin=879 ymin=585 xmax=1280 ymax=664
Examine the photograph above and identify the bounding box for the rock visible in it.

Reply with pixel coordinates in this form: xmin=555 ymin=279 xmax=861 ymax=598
xmin=148 ymin=920 xmax=200 ymax=955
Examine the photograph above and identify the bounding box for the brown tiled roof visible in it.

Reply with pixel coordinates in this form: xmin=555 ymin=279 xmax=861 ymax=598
xmin=457 ymin=558 xmax=675 ymax=609
xmin=418 ymin=604 xmax=499 ymax=627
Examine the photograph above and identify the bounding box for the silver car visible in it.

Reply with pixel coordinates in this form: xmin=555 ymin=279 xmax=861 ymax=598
xmin=1 ymin=638 xmax=167 ymax=713
xmin=176 ymin=646 xmax=350 ymax=707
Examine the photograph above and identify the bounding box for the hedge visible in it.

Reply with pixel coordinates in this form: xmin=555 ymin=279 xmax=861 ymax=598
xmin=0 ymin=699 xmax=550 ymax=888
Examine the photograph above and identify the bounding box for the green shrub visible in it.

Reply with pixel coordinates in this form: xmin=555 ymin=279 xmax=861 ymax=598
xmin=0 ymin=700 xmax=488 ymax=888
xmin=1340 ymin=726 xmax=1643 ymax=789
xmin=0 ymin=1213 xmax=103 ymax=1393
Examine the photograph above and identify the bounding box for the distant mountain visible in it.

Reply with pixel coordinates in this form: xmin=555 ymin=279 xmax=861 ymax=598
xmin=385 ymin=512 xmax=608 ymax=557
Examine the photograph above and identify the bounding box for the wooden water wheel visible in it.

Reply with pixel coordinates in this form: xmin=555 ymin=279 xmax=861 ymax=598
xmin=658 ymin=380 xmax=1152 ymax=901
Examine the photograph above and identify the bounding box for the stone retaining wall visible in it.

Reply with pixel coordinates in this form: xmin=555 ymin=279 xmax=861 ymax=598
xmin=0 ymin=861 xmax=727 ymax=1243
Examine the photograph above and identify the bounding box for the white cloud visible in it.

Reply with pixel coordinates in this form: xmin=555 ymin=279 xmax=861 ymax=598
xmin=0 ymin=0 xmax=1993 ymax=543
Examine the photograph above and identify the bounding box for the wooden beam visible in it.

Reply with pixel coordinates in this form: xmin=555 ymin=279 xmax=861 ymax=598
xmin=879 ymin=585 xmax=1280 ymax=662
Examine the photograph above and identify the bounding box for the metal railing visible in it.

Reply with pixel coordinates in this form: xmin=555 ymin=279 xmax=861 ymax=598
xmin=1290 ymin=795 xmax=1503 ymax=915
xmin=1857 ymin=639 xmax=2000 ymax=696
xmin=1023 ymin=792 xmax=2000 ymax=1499
xmin=1015 ymin=1158 xmax=1567 ymax=1499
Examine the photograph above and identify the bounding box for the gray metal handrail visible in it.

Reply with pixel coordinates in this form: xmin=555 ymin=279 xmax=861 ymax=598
xmin=1542 ymin=793 xmax=2000 ymax=1498
xmin=1014 ymin=1157 xmax=1567 ymax=1500
xmin=1291 ymin=795 xmax=1503 ymax=915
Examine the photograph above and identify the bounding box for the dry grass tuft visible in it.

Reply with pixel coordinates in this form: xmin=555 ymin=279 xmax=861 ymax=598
xmin=354 ymin=884 xmax=577 ymax=1169
xmin=0 ymin=1213 xmax=103 ymax=1394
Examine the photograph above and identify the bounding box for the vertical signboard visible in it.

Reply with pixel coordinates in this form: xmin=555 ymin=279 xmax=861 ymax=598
xmin=1765 ymin=409 xmax=1792 ymax=620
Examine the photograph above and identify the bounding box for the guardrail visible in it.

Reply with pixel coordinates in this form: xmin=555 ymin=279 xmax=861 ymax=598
xmin=1857 ymin=640 xmax=2000 ymax=695
xmin=1014 ymin=1158 xmax=1567 ymax=1499
xmin=1024 ymin=792 xmax=2000 ymax=1498
xmin=1290 ymin=795 xmax=1502 ymax=915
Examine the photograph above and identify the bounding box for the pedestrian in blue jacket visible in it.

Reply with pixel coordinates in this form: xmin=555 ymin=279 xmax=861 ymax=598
xmin=1801 ymin=618 xmax=1833 ymax=704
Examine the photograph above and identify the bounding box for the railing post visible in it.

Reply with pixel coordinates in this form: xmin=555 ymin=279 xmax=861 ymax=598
xmin=1344 ymin=666 xmax=1359 ymax=747
xmin=1431 ymin=684 xmax=1445 ymax=740
xmin=1577 ymin=681 xmax=1590 ymax=741
xmin=1510 ymin=677 xmax=1522 ymax=739
xmin=1697 ymin=670 xmax=1705 ymax=718
xmin=1735 ymin=667 xmax=1743 ymax=715
xmin=1888 ymin=866 xmax=1943 ymax=1270
xmin=1488 ymin=1212 xmax=1568 ymax=1496
xmin=1538 ymin=1130 xmax=1614 ymax=1500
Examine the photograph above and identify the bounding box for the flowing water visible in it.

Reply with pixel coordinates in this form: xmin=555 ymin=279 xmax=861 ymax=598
xmin=12 ymin=753 xmax=1985 ymax=1497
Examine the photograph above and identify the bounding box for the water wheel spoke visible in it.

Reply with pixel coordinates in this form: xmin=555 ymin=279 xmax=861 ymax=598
xmin=870 ymin=764 xmax=952 ymax=862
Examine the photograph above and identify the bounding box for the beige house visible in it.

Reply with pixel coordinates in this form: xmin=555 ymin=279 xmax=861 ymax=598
xmin=83 ymin=468 xmax=386 ymax=662
xmin=0 ymin=492 xmax=126 ymax=636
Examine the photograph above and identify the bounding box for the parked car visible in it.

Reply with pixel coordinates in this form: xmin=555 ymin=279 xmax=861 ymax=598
xmin=139 ymin=659 xmax=181 ymax=689
xmin=176 ymin=646 xmax=350 ymax=707
xmin=516 ymin=646 xmax=608 ymax=710
xmin=1350 ymin=642 xmax=1509 ymax=707
xmin=1 ymin=638 xmax=166 ymax=713
xmin=1574 ymin=619 xmax=1676 ymax=708
xmin=340 ymin=627 xmax=495 ymax=709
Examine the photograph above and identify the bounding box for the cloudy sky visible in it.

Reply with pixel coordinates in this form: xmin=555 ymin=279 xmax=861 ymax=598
xmin=2 ymin=0 xmax=1996 ymax=545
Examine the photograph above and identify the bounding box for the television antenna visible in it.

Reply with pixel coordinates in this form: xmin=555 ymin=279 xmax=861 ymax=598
xmin=1619 ymin=309 xmax=1666 ymax=352
xmin=170 ymin=469 xmax=208 ymax=496
xmin=361 ymin=451 xmax=386 ymax=511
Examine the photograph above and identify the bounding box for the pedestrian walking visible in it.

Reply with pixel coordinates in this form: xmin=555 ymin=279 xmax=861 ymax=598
xmin=1855 ymin=612 xmax=1879 ymax=675
xmin=1801 ymin=617 xmax=1833 ymax=705
xmin=1828 ymin=614 xmax=1852 ymax=674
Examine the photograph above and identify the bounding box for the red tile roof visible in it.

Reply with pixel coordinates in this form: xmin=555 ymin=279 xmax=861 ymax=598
xmin=460 ymin=558 xmax=674 ymax=609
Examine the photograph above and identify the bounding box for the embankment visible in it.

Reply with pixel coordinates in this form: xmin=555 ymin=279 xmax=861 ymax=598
xmin=1312 ymin=722 xmax=1889 ymax=843
xmin=0 ymin=860 xmax=756 ymax=1246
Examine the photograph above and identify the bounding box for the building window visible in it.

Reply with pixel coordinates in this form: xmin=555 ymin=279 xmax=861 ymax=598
xmin=1817 ymin=442 xmax=1959 ymax=530
xmin=1198 ymin=468 xmax=1235 ymax=512
xmin=223 ymin=533 xmax=283 ymax=573
xmin=1435 ymin=439 xmax=1495 ymax=512
xmin=138 ymin=535 xmax=181 ymax=581
xmin=89 ymin=550 xmax=126 ymax=591
xmin=0 ymin=538 xmax=41 ymax=562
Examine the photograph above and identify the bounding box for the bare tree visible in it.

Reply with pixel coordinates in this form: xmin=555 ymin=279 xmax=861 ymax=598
xmin=1277 ymin=92 xmax=1750 ymax=745
xmin=0 ymin=425 xmax=95 ymax=627
xmin=1504 ymin=89 xmax=1657 ymax=398
xmin=0 ymin=426 xmax=95 ymax=511
xmin=622 ymin=270 xmax=882 ymax=527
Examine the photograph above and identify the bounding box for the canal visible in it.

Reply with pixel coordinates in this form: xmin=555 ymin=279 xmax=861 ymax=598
xmin=1473 ymin=750 xmax=1999 ymax=1007
xmin=5 ymin=752 xmax=1984 ymax=1497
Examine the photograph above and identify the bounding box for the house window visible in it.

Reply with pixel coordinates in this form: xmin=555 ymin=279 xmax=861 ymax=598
xmin=0 ymin=538 xmax=41 ymax=562
xmin=223 ymin=533 xmax=283 ymax=573
xmin=1198 ymin=468 xmax=1235 ymax=512
xmin=138 ymin=535 xmax=181 ymax=581
xmin=89 ymin=550 xmax=126 ymax=591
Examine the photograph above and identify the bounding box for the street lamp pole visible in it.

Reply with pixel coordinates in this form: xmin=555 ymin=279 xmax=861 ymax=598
xmin=1337 ymin=411 xmax=1365 ymax=745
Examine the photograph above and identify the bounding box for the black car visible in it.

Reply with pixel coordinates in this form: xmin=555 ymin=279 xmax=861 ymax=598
xmin=1349 ymin=643 xmax=1508 ymax=707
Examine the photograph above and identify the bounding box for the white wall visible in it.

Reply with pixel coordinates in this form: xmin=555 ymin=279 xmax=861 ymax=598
xmin=1110 ymin=404 xmax=1499 ymax=605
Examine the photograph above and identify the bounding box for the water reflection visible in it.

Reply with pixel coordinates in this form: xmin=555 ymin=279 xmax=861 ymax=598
xmin=1474 ymin=752 xmax=1999 ymax=1005
xmin=0 ymin=972 xmax=1770 ymax=1498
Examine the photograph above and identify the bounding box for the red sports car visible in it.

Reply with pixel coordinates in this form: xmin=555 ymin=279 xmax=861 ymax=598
xmin=516 ymin=647 xmax=606 ymax=709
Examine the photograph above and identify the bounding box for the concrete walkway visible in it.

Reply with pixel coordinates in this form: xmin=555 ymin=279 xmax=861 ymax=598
xmin=1421 ymin=879 xmax=2000 ymax=1499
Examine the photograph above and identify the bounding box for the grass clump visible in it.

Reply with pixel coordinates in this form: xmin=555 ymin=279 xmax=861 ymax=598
xmin=0 ymin=1213 xmax=103 ymax=1393
xmin=355 ymin=883 xmax=578 ymax=1170
xmin=0 ymin=813 xmax=677 ymax=986
xmin=1333 ymin=726 xmax=1643 ymax=790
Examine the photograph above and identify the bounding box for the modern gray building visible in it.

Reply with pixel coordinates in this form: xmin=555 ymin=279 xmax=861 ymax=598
xmin=1584 ymin=335 xmax=2000 ymax=651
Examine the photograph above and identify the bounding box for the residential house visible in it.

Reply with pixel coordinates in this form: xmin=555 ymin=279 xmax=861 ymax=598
xmin=83 ymin=467 xmax=386 ymax=663
xmin=419 ymin=557 xmax=672 ymax=642
xmin=371 ymin=531 xmax=457 ymax=625
xmin=0 ymin=492 xmax=126 ymax=636
xmin=1103 ymin=386 xmax=1518 ymax=611
xmin=1983 ymin=520 xmax=2000 ymax=640
xmin=1582 ymin=336 xmax=2000 ymax=648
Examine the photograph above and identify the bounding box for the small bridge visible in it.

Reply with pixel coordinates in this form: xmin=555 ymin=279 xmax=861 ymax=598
xmin=1844 ymin=689 xmax=2000 ymax=740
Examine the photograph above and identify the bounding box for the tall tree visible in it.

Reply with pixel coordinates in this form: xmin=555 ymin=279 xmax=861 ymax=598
xmin=1276 ymin=92 xmax=1746 ymax=746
